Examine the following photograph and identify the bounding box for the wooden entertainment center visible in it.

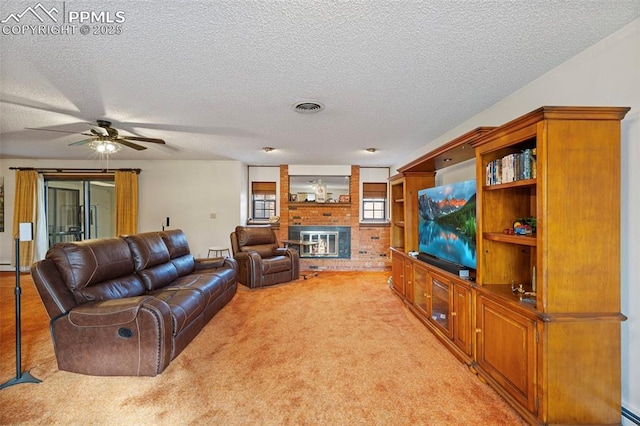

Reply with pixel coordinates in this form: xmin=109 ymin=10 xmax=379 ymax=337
xmin=389 ymin=106 xmax=630 ymax=425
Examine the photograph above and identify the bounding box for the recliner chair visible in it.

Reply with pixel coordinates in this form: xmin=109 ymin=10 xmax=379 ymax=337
xmin=230 ymin=225 xmax=300 ymax=288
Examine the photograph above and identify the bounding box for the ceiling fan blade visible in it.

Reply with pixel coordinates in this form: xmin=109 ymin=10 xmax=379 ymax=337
xmin=120 ymin=136 xmax=166 ymax=144
xmin=89 ymin=124 xmax=109 ymax=136
xmin=26 ymin=127 xmax=80 ymax=134
xmin=26 ymin=127 xmax=95 ymax=137
xmin=120 ymin=121 xmax=257 ymax=138
xmin=69 ymin=138 xmax=94 ymax=146
xmin=117 ymin=139 xmax=147 ymax=151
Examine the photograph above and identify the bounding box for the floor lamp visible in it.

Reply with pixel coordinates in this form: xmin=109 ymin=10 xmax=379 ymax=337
xmin=0 ymin=223 xmax=42 ymax=390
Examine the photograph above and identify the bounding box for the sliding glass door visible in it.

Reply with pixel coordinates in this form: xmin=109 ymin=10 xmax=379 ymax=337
xmin=46 ymin=179 xmax=116 ymax=247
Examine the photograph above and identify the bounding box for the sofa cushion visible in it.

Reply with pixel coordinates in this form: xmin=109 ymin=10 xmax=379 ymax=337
xmin=170 ymin=255 xmax=196 ymax=276
xmin=47 ymin=238 xmax=145 ymax=304
xmin=160 ymin=229 xmax=191 ymax=259
xmin=77 ymin=274 xmax=148 ymax=303
xmin=148 ymin=288 xmax=205 ymax=336
xmin=137 ymin=262 xmax=180 ymax=292
xmin=166 ymin=268 xmax=236 ymax=306
xmin=160 ymin=230 xmax=196 ymax=276
xmin=262 ymin=255 xmax=292 ymax=275
xmin=236 ymin=227 xmax=278 ymax=258
xmin=236 ymin=226 xmax=275 ymax=246
xmin=242 ymin=243 xmax=277 ymax=258
xmin=124 ymin=232 xmax=171 ymax=271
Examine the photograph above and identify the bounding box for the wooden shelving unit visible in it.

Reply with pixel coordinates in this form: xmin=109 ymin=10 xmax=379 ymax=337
xmin=389 ymin=173 xmax=434 ymax=252
xmin=471 ymin=106 xmax=629 ymax=425
xmin=390 ymin=107 xmax=630 ymax=425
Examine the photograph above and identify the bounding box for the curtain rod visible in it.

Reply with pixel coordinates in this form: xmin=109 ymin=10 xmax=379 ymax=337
xmin=9 ymin=167 xmax=141 ymax=174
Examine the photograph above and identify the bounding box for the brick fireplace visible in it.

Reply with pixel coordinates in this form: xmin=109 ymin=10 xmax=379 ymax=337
xmin=275 ymin=165 xmax=391 ymax=271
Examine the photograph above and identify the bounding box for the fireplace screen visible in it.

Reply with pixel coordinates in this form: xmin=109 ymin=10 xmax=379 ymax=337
xmin=288 ymin=226 xmax=350 ymax=259
xmin=299 ymin=231 xmax=339 ymax=257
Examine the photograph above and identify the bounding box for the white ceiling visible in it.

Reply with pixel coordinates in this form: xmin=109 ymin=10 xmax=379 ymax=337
xmin=1 ymin=1 xmax=638 ymax=167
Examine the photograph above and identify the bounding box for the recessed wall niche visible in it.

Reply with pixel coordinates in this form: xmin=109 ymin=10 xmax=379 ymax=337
xmin=288 ymin=175 xmax=350 ymax=203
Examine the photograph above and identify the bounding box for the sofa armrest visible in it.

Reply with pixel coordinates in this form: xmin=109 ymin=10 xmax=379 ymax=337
xmin=69 ymin=296 xmax=156 ymax=326
xmin=282 ymin=247 xmax=300 ymax=280
xmin=194 ymin=257 xmax=225 ymax=268
xmin=232 ymin=251 xmax=262 ymax=288
xmin=194 ymin=256 xmax=238 ymax=274
xmin=52 ymin=296 xmax=173 ymax=376
xmin=275 ymin=247 xmax=300 ymax=261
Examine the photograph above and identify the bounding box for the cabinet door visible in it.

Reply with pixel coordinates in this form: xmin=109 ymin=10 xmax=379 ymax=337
xmin=404 ymin=260 xmax=414 ymax=302
xmin=391 ymin=251 xmax=405 ymax=297
xmin=412 ymin=263 xmax=429 ymax=317
xmin=476 ymin=295 xmax=537 ymax=412
xmin=452 ymin=283 xmax=472 ymax=356
xmin=429 ymin=273 xmax=453 ymax=339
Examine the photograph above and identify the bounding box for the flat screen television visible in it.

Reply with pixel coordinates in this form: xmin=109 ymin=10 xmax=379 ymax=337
xmin=417 ymin=179 xmax=477 ymax=273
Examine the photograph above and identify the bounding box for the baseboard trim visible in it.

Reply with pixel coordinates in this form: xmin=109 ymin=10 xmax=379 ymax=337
xmin=623 ymin=406 xmax=640 ymax=425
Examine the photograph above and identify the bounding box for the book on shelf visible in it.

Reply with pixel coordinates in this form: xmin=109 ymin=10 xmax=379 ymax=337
xmin=486 ymin=148 xmax=536 ymax=185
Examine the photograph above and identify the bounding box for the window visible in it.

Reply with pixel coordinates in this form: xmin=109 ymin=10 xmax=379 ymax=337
xmin=362 ymin=182 xmax=387 ymax=221
xmin=252 ymin=181 xmax=276 ymax=220
xmin=45 ymin=177 xmax=116 ymax=247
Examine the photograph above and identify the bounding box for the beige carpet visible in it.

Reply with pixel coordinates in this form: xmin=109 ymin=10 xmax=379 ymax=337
xmin=0 ymin=271 xmax=525 ymax=425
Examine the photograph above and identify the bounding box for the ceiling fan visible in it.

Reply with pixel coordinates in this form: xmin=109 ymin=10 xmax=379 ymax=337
xmin=28 ymin=119 xmax=166 ymax=152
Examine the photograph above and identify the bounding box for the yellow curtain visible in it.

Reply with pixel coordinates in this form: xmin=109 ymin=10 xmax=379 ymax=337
xmin=115 ymin=170 xmax=138 ymax=235
xmin=12 ymin=170 xmax=38 ymax=268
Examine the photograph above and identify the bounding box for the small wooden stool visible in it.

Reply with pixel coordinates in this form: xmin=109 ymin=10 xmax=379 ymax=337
xmin=207 ymin=246 xmax=230 ymax=258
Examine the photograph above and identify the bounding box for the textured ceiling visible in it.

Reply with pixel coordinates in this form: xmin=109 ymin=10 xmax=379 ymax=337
xmin=1 ymin=1 xmax=638 ymax=167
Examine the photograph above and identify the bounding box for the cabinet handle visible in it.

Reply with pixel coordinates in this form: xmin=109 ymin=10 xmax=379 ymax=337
xmin=475 ymin=328 xmax=482 ymax=333
xmin=451 ymin=312 xmax=457 ymax=317
xmin=425 ymin=294 xmax=431 ymax=298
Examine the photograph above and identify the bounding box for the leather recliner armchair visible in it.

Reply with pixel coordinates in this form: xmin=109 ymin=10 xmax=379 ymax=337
xmin=230 ymin=225 xmax=300 ymax=288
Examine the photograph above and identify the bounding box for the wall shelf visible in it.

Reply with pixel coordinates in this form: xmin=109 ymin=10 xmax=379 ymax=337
xmin=483 ymin=232 xmax=536 ymax=246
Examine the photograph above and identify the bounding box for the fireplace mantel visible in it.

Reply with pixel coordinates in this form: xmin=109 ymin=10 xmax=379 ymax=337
xmin=288 ymin=202 xmax=351 ymax=207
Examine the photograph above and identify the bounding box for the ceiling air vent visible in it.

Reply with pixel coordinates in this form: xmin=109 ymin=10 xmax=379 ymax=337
xmin=293 ymin=101 xmax=324 ymax=114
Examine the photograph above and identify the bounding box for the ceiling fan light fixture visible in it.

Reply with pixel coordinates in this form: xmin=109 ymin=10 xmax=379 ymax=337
xmin=90 ymin=139 xmax=122 ymax=155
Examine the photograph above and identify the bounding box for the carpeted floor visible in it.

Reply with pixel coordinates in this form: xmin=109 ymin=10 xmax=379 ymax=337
xmin=0 ymin=271 xmax=525 ymax=425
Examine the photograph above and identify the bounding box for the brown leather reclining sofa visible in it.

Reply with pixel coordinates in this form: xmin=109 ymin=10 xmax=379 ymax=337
xmin=30 ymin=229 xmax=237 ymax=377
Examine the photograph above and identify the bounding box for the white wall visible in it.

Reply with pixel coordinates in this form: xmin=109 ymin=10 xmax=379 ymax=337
xmin=359 ymin=167 xmax=390 ymax=184
xmin=434 ymin=158 xmax=475 ymax=186
xmin=0 ymin=159 xmax=244 ymax=264
xmin=288 ymin=165 xmax=351 ymax=176
xmin=239 ymin=163 xmax=249 ymax=226
xmin=393 ymin=18 xmax=640 ymax=420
